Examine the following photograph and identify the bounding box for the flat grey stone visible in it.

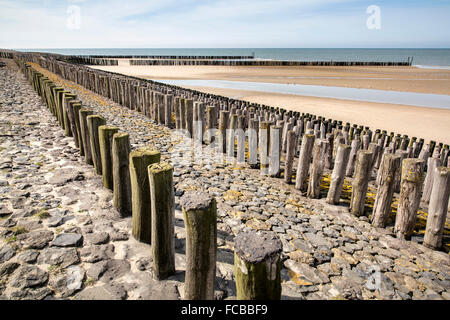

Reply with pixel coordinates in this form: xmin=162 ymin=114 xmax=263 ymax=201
xmin=10 ymin=265 xmax=48 ymax=289
xmin=80 ymin=244 xmax=115 ymax=263
xmin=0 ymin=262 xmax=20 ymax=277
xmin=0 ymin=244 xmax=15 ymax=263
xmin=37 ymin=247 xmax=79 ymax=268
xmin=23 ymin=230 xmax=54 ymax=249
xmin=85 ymin=232 xmax=109 ymax=245
xmin=87 ymin=261 xmax=108 ymax=280
xmin=8 ymin=287 xmax=53 ymax=300
xmin=66 ymin=266 xmax=85 ymax=291
xmin=17 ymin=249 xmax=39 ymax=263
xmin=50 ymin=233 xmax=83 ymax=247
xmin=75 ymin=284 xmax=127 ymax=300
xmin=100 ymin=259 xmax=131 ymax=282
xmin=303 ymin=232 xmax=332 ymax=248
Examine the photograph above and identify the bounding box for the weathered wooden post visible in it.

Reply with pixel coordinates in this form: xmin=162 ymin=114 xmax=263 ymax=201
xmin=284 ymin=130 xmax=297 ymax=183
xmin=394 ymin=159 xmax=425 ymax=240
xmin=205 ymin=106 xmax=216 ymax=144
xmin=148 ymin=162 xmax=175 ymax=279
xmin=218 ymin=110 xmax=229 ymax=153
xmin=164 ymin=95 xmax=173 ymax=128
xmin=248 ymin=119 xmax=258 ymax=168
xmin=346 ymin=136 xmax=361 ymax=177
xmin=234 ymin=230 xmax=282 ymax=300
xmin=112 ymin=132 xmax=132 ymax=217
xmin=259 ymin=121 xmax=270 ymax=175
xmin=326 ymin=144 xmax=351 ymax=204
xmin=130 ymin=149 xmax=161 ymax=243
xmin=236 ymin=128 xmax=246 ymax=164
xmin=371 ymin=154 xmax=401 ymax=227
xmin=295 ymin=134 xmax=315 ymax=192
xmin=87 ymin=115 xmax=106 ymax=175
xmin=269 ymin=125 xmax=282 ymax=177
xmin=79 ymin=108 xmax=94 ymax=164
xmin=423 ymin=167 xmax=450 ymax=250
xmin=307 ymin=139 xmax=329 ymax=199
xmin=185 ymin=99 xmax=194 ymax=138
xmin=349 ymin=150 xmax=373 ymax=216
xmin=421 ymin=157 xmax=441 ymax=203
xmin=180 ymin=192 xmax=217 ymax=300
xmin=99 ymin=125 xmax=119 ymax=190
xmin=227 ymin=114 xmax=238 ymax=158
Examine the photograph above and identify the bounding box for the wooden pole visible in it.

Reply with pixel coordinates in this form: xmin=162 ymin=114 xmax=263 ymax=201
xmin=248 ymin=119 xmax=259 ymax=168
xmin=234 ymin=230 xmax=282 ymax=300
xmin=307 ymin=139 xmax=329 ymax=199
xmin=423 ymin=167 xmax=450 ymax=250
xmin=371 ymin=154 xmax=401 ymax=227
xmin=112 ymin=132 xmax=132 ymax=217
xmin=99 ymin=125 xmax=119 ymax=190
xmin=87 ymin=115 xmax=106 ymax=175
xmin=148 ymin=162 xmax=175 ymax=279
xmin=218 ymin=110 xmax=229 ymax=153
xmin=181 ymin=192 xmax=217 ymax=300
xmin=326 ymin=143 xmax=351 ymax=204
xmin=349 ymin=150 xmax=373 ymax=217
xmin=269 ymin=125 xmax=282 ymax=177
xmin=79 ymin=108 xmax=93 ymax=165
xmin=284 ymin=130 xmax=297 ymax=183
xmin=259 ymin=121 xmax=270 ymax=175
xmin=346 ymin=136 xmax=360 ymax=177
xmin=421 ymin=157 xmax=441 ymax=203
xmin=295 ymin=134 xmax=315 ymax=192
xmin=130 ymin=149 xmax=161 ymax=244
xmin=394 ymin=159 xmax=425 ymax=240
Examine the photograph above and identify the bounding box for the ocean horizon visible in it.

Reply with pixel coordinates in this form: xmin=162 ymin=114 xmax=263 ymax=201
xmin=15 ymin=48 xmax=450 ymax=68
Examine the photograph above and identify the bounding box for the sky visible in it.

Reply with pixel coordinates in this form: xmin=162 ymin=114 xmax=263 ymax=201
xmin=0 ymin=0 xmax=449 ymax=48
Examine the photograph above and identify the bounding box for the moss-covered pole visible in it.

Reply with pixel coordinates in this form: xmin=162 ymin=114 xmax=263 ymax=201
xmin=148 ymin=162 xmax=175 ymax=280
xmin=130 ymin=149 xmax=161 ymax=243
xmin=424 ymin=167 xmax=450 ymax=250
xmin=99 ymin=125 xmax=119 ymax=190
xmin=180 ymin=191 xmax=217 ymax=300
xmin=112 ymin=132 xmax=132 ymax=217
xmin=234 ymin=230 xmax=282 ymax=300
xmin=371 ymin=154 xmax=401 ymax=227
xmin=87 ymin=115 xmax=106 ymax=175
xmin=79 ymin=108 xmax=94 ymax=165
xmin=394 ymin=158 xmax=425 ymax=240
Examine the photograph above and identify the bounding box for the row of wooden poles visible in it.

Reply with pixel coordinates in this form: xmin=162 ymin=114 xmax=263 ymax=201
xmin=128 ymin=59 xmax=412 ymax=66
xmin=0 ymin=50 xmax=411 ymax=67
xmin=19 ymin=61 xmax=286 ymax=300
xmin=16 ymin=54 xmax=450 ymax=251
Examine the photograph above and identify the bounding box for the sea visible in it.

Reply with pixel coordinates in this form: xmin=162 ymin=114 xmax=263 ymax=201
xmin=17 ymin=48 xmax=450 ymax=69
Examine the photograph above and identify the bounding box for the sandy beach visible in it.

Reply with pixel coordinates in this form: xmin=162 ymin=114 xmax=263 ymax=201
xmin=93 ymin=64 xmax=450 ymax=95
xmin=92 ymin=64 xmax=450 ymax=144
